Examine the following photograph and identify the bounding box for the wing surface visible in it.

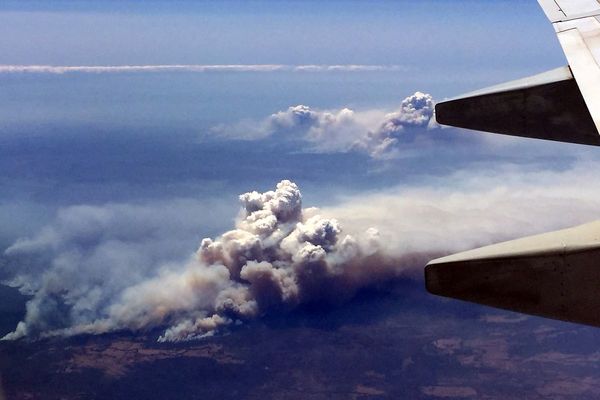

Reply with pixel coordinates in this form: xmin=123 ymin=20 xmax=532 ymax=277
xmin=426 ymin=221 xmax=600 ymax=327
xmin=426 ymin=1 xmax=600 ymax=326
xmin=434 ymin=0 xmax=600 ymax=145
xmin=538 ymin=0 xmax=600 ymax=133
xmin=538 ymin=0 xmax=600 ymax=22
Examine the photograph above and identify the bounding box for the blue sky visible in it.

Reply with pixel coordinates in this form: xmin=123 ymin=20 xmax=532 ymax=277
xmin=0 ymin=0 xmax=596 ymax=239
xmin=3 ymin=0 xmax=600 ymax=344
xmin=0 ymin=1 xmax=562 ymax=74
xmin=0 ymin=0 xmax=593 ymax=240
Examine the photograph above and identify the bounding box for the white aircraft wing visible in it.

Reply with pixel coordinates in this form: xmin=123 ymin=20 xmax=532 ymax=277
xmin=435 ymin=0 xmax=600 ymax=146
xmin=538 ymin=0 xmax=600 ymax=22
xmin=426 ymin=1 xmax=600 ymax=327
xmin=539 ymin=0 xmax=600 ymax=134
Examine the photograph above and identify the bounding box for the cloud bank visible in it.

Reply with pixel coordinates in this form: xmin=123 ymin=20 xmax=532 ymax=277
xmin=4 ymin=165 xmax=600 ymax=342
xmin=0 ymin=64 xmax=405 ymax=74
xmin=211 ymin=92 xmax=442 ymax=158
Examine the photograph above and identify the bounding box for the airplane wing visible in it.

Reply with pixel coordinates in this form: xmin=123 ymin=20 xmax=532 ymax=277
xmin=538 ymin=0 xmax=600 ymax=21
xmin=426 ymin=1 xmax=600 ymax=326
xmin=435 ymin=0 xmax=600 ymax=146
xmin=426 ymin=221 xmax=600 ymax=327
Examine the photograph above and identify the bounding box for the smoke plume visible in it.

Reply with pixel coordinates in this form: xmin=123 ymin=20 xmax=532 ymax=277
xmin=2 ymin=181 xmax=403 ymax=341
xmin=4 ymin=166 xmax=600 ymax=342
xmin=211 ymin=92 xmax=442 ymax=158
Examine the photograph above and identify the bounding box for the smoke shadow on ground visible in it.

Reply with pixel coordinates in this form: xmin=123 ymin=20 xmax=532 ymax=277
xmin=236 ymin=277 xmax=484 ymax=334
xmin=0 ymin=285 xmax=29 ymax=337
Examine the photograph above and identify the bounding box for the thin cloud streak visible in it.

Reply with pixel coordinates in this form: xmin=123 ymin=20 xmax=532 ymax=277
xmin=0 ymin=64 xmax=406 ymax=74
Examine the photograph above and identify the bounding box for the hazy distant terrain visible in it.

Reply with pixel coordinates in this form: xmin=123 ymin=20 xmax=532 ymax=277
xmin=3 ymin=280 xmax=600 ymax=400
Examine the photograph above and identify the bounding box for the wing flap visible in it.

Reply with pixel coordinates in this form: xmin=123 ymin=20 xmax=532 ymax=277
xmin=536 ymin=1 xmax=600 ymax=134
xmin=538 ymin=0 xmax=568 ymax=22
xmin=555 ymin=17 xmax=600 ymax=133
xmin=539 ymin=0 xmax=600 ymax=22
xmin=558 ymin=0 xmax=600 ymax=16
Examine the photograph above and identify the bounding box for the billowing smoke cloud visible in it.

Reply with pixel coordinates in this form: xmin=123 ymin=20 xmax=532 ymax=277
xmin=211 ymin=92 xmax=443 ymax=158
xmin=5 ymin=165 xmax=600 ymax=341
xmin=0 ymin=198 xmax=232 ymax=341
xmin=355 ymin=92 xmax=439 ymax=158
xmin=1 ymin=181 xmax=399 ymax=342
